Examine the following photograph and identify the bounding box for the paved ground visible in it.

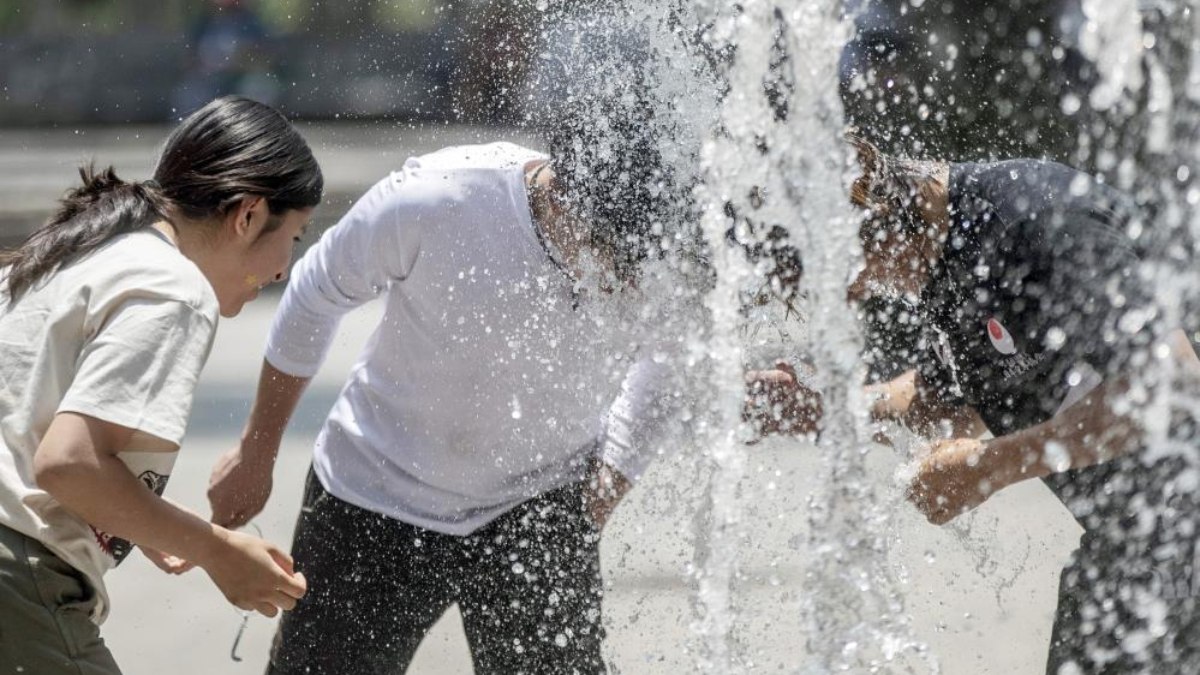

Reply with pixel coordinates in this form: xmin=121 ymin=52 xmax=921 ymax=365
xmin=4 ymin=124 xmax=1084 ymax=673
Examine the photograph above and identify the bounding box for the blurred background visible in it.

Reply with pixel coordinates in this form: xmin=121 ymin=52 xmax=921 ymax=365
xmin=0 ymin=0 xmax=1106 ymax=235
xmin=0 ymin=1 xmax=1137 ymax=672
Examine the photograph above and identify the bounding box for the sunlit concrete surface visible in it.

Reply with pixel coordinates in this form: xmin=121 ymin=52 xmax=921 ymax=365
xmin=99 ymin=294 xmax=1082 ymax=674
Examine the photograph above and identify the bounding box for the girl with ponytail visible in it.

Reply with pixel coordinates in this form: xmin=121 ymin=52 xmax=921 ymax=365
xmin=0 ymin=96 xmax=322 ymax=674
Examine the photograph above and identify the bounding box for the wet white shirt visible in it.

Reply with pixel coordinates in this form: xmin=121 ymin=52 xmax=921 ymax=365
xmin=0 ymin=230 xmax=218 ymax=622
xmin=266 ymin=142 xmax=676 ymax=535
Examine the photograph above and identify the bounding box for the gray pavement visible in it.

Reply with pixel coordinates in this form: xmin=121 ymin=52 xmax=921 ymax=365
xmin=3 ymin=123 xmax=1084 ymax=673
xmin=97 ymin=295 xmax=1080 ymax=674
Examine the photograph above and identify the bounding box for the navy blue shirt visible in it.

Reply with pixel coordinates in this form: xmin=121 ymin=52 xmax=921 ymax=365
xmin=916 ymin=160 xmax=1153 ymax=520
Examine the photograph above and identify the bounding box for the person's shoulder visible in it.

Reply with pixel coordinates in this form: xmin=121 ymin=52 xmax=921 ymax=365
xmin=77 ymin=231 xmax=219 ymax=322
xmin=405 ymin=142 xmax=545 ymax=175
xmin=951 ymin=159 xmax=1110 ymax=226
xmin=383 ymin=142 xmax=545 ymax=217
xmin=951 ymin=159 xmax=1076 ymax=194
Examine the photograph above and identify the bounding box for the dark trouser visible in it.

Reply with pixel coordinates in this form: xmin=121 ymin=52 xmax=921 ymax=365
xmin=1046 ymin=452 xmax=1200 ymax=673
xmin=0 ymin=523 xmax=120 ymax=675
xmin=1047 ymin=542 xmax=1200 ymax=674
xmin=268 ymin=469 xmax=606 ymax=675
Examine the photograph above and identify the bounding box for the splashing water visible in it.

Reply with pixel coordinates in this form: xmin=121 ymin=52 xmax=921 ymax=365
xmin=529 ymin=0 xmax=1200 ymax=672
xmin=694 ymin=3 xmax=928 ymax=670
xmin=553 ymin=0 xmax=932 ymax=671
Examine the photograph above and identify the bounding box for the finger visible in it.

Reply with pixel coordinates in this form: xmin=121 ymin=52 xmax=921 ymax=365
xmin=929 ymin=506 xmax=956 ymax=526
xmin=254 ymin=602 xmax=279 ymax=618
xmin=269 ymin=547 xmax=296 ymax=575
xmin=144 ymin=553 xmax=171 ymax=573
xmin=276 ymin=571 xmax=307 ymax=599
xmin=773 ymin=361 xmax=798 ymax=379
xmin=221 ymin=510 xmax=249 ymax=529
xmin=270 ymin=590 xmax=298 ymax=612
xmin=277 ymin=574 xmax=307 ymax=599
xmin=904 ymin=480 xmax=925 ymax=505
xmin=209 ymin=501 xmax=247 ymax=529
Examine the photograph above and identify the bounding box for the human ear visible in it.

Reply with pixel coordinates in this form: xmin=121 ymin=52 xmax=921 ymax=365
xmin=228 ymin=196 xmax=269 ymax=240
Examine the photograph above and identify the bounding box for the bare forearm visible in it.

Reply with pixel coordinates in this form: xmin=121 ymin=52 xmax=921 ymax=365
xmin=906 ymin=401 xmax=987 ymax=439
xmin=868 ymin=370 xmax=986 ymax=439
xmin=866 ymin=371 xmax=916 ymax=421
xmin=242 ymin=359 xmax=311 ymax=455
xmin=38 ymin=449 xmax=225 ymax=565
xmin=986 ymin=379 xmax=1140 ymax=489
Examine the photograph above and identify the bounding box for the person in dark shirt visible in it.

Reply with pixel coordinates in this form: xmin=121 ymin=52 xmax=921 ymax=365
xmin=848 ymin=137 xmax=1200 ymax=672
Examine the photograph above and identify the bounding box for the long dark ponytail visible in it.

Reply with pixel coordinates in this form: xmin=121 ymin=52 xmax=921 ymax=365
xmin=0 ymin=96 xmax=323 ymax=303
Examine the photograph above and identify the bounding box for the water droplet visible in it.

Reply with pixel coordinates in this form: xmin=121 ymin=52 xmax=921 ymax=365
xmin=1044 ymin=441 xmax=1071 ymax=472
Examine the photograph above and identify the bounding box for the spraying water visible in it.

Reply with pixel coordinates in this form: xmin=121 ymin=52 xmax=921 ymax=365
xmin=525 ymin=0 xmax=1200 ymax=672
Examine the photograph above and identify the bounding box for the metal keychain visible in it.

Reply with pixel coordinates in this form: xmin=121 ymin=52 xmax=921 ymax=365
xmin=229 ymin=522 xmax=264 ymax=663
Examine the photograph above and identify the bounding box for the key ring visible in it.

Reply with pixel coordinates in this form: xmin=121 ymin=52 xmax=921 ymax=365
xmin=229 ymin=521 xmax=263 ymax=663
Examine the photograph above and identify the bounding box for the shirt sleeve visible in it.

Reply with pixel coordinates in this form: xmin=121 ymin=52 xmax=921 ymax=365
xmin=265 ymin=173 xmax=419 ymax=377
xmin=58 ymin=298 xmax=216 ymax=445
xmin=599 ymin=356 xmax=682 ymax=482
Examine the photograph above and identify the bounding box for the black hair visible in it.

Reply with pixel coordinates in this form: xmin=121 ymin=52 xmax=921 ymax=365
xmin=544 ymin=93 xmax=676 ymax=281
xmin=1 ymin=96 xmax=323 ymax=302
xmin=530 ymin=12 xmax=691 ymax=285
xmin=848 ymin=134 xmax=941 ymax=237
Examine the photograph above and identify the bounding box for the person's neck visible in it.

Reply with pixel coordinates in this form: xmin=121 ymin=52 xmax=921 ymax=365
xmin=917 ymin=162 xmax=952 ymax=279
xmin=526 ymin=160 xmax=588 ymax=275
xmin=150 ymin=214 xmax=216 ymax=271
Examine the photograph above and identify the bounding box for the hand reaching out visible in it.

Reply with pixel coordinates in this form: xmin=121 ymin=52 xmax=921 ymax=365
xmin=744 ymin=362 xmax=823 ymax=438
xmin=906 ymin=437 xmax=1000 ymax=525
xmin=583 ymin=460 xmax=632 ymax=530
xmin=198 ymin=528 xmax=307 ymax=618
xmin=208 ymin=443 xmax=275 ymax=529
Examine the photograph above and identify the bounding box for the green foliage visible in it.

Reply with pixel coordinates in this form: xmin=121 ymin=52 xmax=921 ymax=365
xmin=0 ymin=0 xmax=23 ymax=32
xmin=375 ymin=0 xmax=441 ymax=32
xmin=256 ymin=0 xmax=310 ymax=33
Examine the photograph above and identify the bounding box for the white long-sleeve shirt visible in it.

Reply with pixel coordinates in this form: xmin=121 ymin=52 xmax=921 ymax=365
xmin=266 ymin=142 xmax=675 ymax=535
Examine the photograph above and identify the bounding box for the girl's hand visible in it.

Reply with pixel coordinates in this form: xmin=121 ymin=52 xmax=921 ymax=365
xmin=198 ymin=528 xmax=307 ymax=618
xmin=906 ymin=437 xmax=1003 ymax=525
xmin=139 ymin=545 xmax=195 ymax=575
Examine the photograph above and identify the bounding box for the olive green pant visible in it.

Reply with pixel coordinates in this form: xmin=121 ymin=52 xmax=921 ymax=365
xmin=0 ymin=523 xmax=120 ymax=675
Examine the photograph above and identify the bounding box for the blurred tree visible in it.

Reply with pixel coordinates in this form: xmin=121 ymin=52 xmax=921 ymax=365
xmin=376 ymin=0 xmax=442 ymax=32
xmin=256 ymin=0 xmax=309 ymax=32
xmin=449 ymin=0 xmax=539 ymax=123
xmin=0 ymin=0 xmax=192 ymax=35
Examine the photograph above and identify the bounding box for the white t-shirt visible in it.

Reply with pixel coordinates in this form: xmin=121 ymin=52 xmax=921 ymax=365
xmin=0 ymin=230 xmax=218 ymax=622
xmin=267 ymin=142 xmax=677 ymax=535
